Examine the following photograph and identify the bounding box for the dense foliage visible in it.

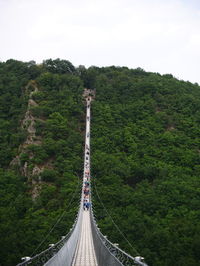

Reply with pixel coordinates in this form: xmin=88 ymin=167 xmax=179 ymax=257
xmin=0 ymin=59 xmax=199 ymax=265
xmin=90 ymin=67 xmax=200 ymax=266
xmin=0 ymin=59 xmax=84 ymax=265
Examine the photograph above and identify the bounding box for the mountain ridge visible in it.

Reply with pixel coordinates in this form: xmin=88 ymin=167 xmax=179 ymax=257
xmin=0 ymin=59 xmax=199 ymax=266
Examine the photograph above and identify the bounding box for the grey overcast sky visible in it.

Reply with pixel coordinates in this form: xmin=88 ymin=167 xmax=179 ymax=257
xmin=0 ymin=0 xmax=200 ymax=83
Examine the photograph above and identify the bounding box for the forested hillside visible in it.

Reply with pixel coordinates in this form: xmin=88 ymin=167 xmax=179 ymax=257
xmin=0 ymin=60 xmax=199 ymax=266
xmin=0 ymin=59 xmax=84 ymax=265
xmin=90 ymin=67 xmax=200 ymax=266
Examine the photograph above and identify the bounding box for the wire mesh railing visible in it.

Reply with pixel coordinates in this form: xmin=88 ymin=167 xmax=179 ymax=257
xmin=17 ymin=206 xmax=83 ymax=266
xmin=90 ymin=204 xmax=148 ymax=266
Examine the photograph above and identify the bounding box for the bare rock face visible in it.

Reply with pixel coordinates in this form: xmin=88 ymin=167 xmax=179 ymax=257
xmin=23 ymin=161 xmax=28 ymax=177
xmin=31 ymin=179 xmax=42 ymax=200
xmin=10 ymin=81 xmax=45 ymax=200
xmin=21 ymin=82 xmax=40 ymax=145
xmin=10 ymin=156 xmax=20 ymax=167
xmin=29 ymin=99 xmax=38 ymax=107
xmin=167 ymin=125 xmax=175 ymax=131
xmin=32 ymin=165 xmax=43 ymax=176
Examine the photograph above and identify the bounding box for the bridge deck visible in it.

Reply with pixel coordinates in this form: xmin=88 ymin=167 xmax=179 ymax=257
xmin=72 ymin=210 xmax=97 ymax=266
xmin=72 ymin=95 xmax=97 ymax=266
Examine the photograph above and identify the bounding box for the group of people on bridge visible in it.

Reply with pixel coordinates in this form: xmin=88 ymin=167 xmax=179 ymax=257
xmin=83 ymin=136 xmax=91 ymax=211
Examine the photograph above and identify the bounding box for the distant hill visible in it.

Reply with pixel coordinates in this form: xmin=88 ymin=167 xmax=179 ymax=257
xmin=0 ymin=59 xmax=199 ymax=265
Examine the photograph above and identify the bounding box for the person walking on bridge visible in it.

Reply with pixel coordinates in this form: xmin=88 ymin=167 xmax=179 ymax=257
xmin=83 ymin=200 xmax=87 ymax=210
xmin=86 ymin=201 xmax=90 ymax=211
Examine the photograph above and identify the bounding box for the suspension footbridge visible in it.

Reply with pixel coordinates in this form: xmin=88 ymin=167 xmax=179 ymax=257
xmin=18 ymin=93 xmax=147 ymax=266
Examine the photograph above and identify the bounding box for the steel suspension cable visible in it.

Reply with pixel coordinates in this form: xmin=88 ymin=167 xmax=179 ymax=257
xmin=30 ymin=175 xmax=81 ymax=257
xmin=93 ymin=177 xmax=140 ymax=256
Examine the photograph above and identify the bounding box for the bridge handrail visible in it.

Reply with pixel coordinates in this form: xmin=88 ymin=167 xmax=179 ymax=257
xmin=90 ymin=207 xmax=147 ymax=266
xmin=16 ymin=209 xmax=81 ymax=266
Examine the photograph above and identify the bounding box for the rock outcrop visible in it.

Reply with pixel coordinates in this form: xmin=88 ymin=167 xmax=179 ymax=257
xmin=10 ymin=81 xmax=49 ymax=199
